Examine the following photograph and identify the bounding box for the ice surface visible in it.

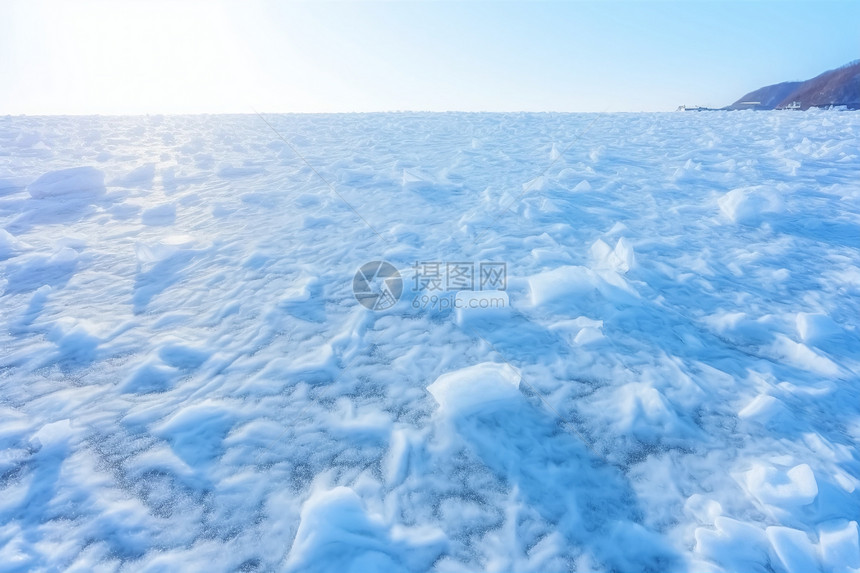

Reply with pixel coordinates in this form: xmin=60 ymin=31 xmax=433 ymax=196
xmin=0 ymin=111 xmax=859 ymax=571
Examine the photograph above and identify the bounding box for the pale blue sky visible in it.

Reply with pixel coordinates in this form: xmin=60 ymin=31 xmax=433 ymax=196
xmin=1 ymin=0 xmax=857 ymax=114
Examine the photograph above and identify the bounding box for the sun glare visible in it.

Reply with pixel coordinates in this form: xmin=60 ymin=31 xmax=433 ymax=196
xmin=8 ymin=0 xmax=260 ymax=114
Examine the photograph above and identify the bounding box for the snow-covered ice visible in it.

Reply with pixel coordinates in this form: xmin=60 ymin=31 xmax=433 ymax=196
xmin=1 ymin=111 xmax=859 ymax=571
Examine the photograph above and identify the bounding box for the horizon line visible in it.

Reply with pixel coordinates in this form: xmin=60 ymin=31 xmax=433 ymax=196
xmin=4 ymin=109 xmax=729 ymax=118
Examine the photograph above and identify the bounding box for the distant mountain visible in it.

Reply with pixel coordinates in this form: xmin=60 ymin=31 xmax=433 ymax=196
xmin=726 ymin=60 xmax=860 ymax=110
xmin=726 ymin=81 xmax=803 ymax=110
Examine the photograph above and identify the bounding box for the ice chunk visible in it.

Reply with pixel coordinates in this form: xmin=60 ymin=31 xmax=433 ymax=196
xmin=528 ymin=263 xmax=638 ymax=308
xmin=522 ymin=175 xmax=548 ymax=192
xmin=550 ymin=316 xmax=605 ymax=346
xmin=671 ymin=158 xmax=702 ymax=182
xmin=590 ymin=238 xmax=635 ymax=273
xmin=572 ymin=179 xmax=592 ymax=192
xmin=684 ymin=494 xmax=723 ymax=525
xmin=818 ymin=520 xmax=860 ymax=572
xmin=796 ymin=312 xmax=840 ymax=345
xmin=154 ymin=400 xmax=236 ymax=467
xmin=574 ymin=326 xmax=605 ymax=345
xmin=718 ymin=186 xmax=782 ymax=225
xmin=738 ymin=394 xmax=786 ymax=424
xmin=284 ymin=487 xmax=446 ymax=573
xmin=769 ymin=334 xmax=840 ymax=376
xmin=427 ymin=362 xmax=521 ymax=417
xmin=27 ymin=166 xmax=105 ymax=199
xmin=695 ymin=517 xmax=770 ymax=572
xmin=279 ymin=276 xmax=318 ymax=305
xmin=555 ymin=167 xmax=578 ymax=184
xmin=29 ymin=419 xmax=73 ymax=451
xmin=613 ymin=237 xmax=636 ymax=272
xmin=744 ymin=463 xmax=818 ymax=507
xmin=766 ymin=526 xmax=821 ymax=573
xmin=590 ymin=239 xmax=613 ymax=266
xmin=606 ymin=221 xmax=628 ymax=236
xmin=401 ymin=168 xmax=435 ymax=192
xmin=608 ymin=383 xmax=684 ymax=442
xmin=528 ymin=265 xmax=596 ymax=307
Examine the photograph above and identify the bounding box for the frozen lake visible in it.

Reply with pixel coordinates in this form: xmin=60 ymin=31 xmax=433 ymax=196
xmin=1 ymin=111 xmax=859 ymax=572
